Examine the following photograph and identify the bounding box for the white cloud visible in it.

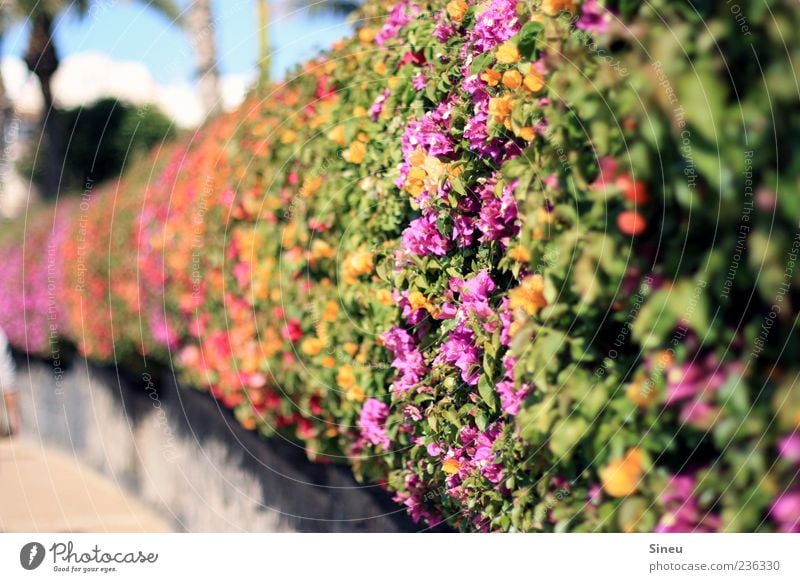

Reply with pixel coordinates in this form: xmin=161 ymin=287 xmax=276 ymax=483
xmin=2 ymin=53 xmax=252 ymax=128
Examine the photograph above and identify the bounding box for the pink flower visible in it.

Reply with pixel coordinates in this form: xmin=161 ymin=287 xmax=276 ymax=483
xmin=576 ymin=0 xmax=610 ymax=35
xmin=359 ymin=398 xmax=391 ymax=450
xmin=770 ymin=491 xmax=800 ymax=532
xmin=778 ymin=433 xmax=800 ymax=464
xmin=402 ymin=213 xmax=450 ymax=256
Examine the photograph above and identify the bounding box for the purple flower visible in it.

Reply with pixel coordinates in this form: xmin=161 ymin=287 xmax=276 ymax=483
xmin=460 ymin=269 xmax=496 ymax=320
xmin=778 ymin=433 xmax=800 ymax=464
xmin=496 ymin=356 xmax=530 ymax=416
xmin=576 ymin=0 xmax=610 ymax=35
xmin=375 ymin=1 xmax=421 ymax=47
xmin=359 ymin=398 xmax=391 ymax=449
xmin=369 ymin=88 xmax=390 ymax=121
xmin=382 ymin=326 xmax=429 ymax=393
xmin=770 ymin=491 xmax=800 ymax=532
xmin=436 ymin=324 xmax=481 ymax=385
xmin=412 ymin=73 xmax=427 ymax=91
xmin=655 ymin=475 xmax=720 ymax=533
xmin=402 ymin=213 xmax=450 ymax=256
xmin=476 ymin=180 xmax=520 ymax=246
xmin=469 ymin=0 xmax=521 ymax=53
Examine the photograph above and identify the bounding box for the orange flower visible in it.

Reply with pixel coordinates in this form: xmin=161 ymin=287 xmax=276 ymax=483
xmin=442 ymin=458 xmax=460 ymax=474
xmin=346 ymin=384 xmax=366 ymax=403
xmin=626 ymin=376 xmax=658 ymax=408
xmin=488 ymin=95 xmax=514 ymax=125
xmin=299 ymin=175 xmax=323 ymax=198
xmin=376 ymin=289 xmax=394 ymax=306
xmin=373 ymin=61 xmax=388 ymax=75
xmin=446 ymin=0 xmax=468 ymax=22
xmin=517 ymin=126 xmax=536 ymax=141
xmin=322 ymin=300 xmax=339 ymax=322
xmin=509 ymin=274 xmax=547 ymax=316
xmin=496 ymin=41 xmax=520 ymax=64
xmin=343 ymin=342 xmax=358 ymax=356
xmin=541 ymin=0 xmax=577 ymax=17
xmin=523 ymin=69 xmax=545 ymax=93
xmin=480 ymin=68 xmax=501 ymax=87
xmin=617 ymin=210 xmax=647 ymax=235
xmin=502 ymin=69 xmax=523 ymax=89
xmin=343 ymin=141 xmax=367 ymax=164
xmin=508 ymin=245 xmax=531 ymax=263
xmin=280 ymin=130 xmax=297 ymax=144
xmin=343 ymin=248 xmax=374 ymax=284
xmin=600 ymin=448 xmax=644 ymax=497
xmin=337 ymin=365 xmax=356 ymax=389
xmin=301 ymin=337 xmax=325 ymax=356
xmin=327 ymin=125 xmax=346 ymax=146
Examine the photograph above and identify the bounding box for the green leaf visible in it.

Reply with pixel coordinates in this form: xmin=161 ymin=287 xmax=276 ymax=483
xmin=478 ymin=375 xmax=498 ymax=411
xmin=517 ymin=21 xmax=544 ymax=61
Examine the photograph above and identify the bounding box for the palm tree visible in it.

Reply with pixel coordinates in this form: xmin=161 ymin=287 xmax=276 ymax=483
xmin=258 ymin=0 xmax=360 ymax=86
xmin=11 ymin=0 xmax=181 ymax=198
xmin=187 ymin=0 xmax=221 ymax=117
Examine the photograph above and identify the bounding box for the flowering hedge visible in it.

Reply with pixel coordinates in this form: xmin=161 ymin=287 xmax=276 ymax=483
xmin=2 ymin=0 xmax=799 ymax=532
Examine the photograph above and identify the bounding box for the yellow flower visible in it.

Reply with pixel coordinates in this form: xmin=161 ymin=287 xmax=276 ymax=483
xmin=343 ymin=141 xmax=367 ymax=164
xmin=496 ymin=42 xmax=520 ymax=64
xmin=446 ymin=0 xmax=468 ymax=22
xmin=343 ymin=248 xmax=374 ymax=284
xmin=523 ymin=69 xmax=545 ymax=93
xmin=509 ymin=274 xmax=548 ymax=316
xmin=357 ymin=26 xmax=376 ymax=43
xmin=311 ymin=239 xmax=335 ymax=260
xmin=346 ymin=384 xmax=366 ymax=403
xmin=404 ymin=166 xmax=428 ymax=197
xmin=376 ymin=289 xmax=394 ymax=306
xmin=517 ymin=126 xmax=536 ymax=141
xmin=537 ymin=207 xmax=554 ymax=224
xmin=502 ymin=69 xmax=523 ymax=89
xmin=480 ymin=68 xmax=501 ymax=87
xmin=353 ymin=105 xmax=368 ymax=117
xmin=442 ymin=458 xmax=460 ymax=474
xmin=327 ymin=124 xmax=346 ymax=146
xmin=508 ymin=245 xmax=531 ymax=263
xmin=322 ymin=300 xmax=339 ymax=323
xmin=600 ymin=449 xmax=644 ymax=497
xmin=337 ymin=365 xmax=356 ymax=389
xmin=541 ymin=0 xmax=577 ymax=17
xmin=408 ymin=290 xmax=439 ymax=317
xmin=373 ymin=61 xmax=387 ymax=75
xmin=280 ymin=129 xmax=297 ymax=144
xmin=488 ymin=95 xmax=514 ymax=125
xmin=301 ymin=337 xmax=325 ymax=356
xmin=300 ymin=175 xmax=323 ymax=198
xmin=626 ymin=377 xmax=658 ymax=408
xmin=408 ymin=147 xmax=426 ymax=166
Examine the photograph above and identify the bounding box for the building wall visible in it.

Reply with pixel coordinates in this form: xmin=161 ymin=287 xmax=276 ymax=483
xmin=15 ymin=356 xmax=417 ymax=532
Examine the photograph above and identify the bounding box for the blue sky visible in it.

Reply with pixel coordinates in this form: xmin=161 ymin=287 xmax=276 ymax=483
xmin=1 ymin=0 xmax=351 ymax=85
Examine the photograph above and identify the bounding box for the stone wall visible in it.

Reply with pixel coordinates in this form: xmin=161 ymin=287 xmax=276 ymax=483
xmin=14 ymin=355 xmax=416 ymax=532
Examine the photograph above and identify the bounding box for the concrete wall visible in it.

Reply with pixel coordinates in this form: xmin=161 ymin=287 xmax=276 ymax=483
xmin=14 ymin=356 xmax=416 ymax=532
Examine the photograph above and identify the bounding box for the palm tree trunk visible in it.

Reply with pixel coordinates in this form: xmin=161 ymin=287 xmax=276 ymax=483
xmin=257 ymin=0 xmax=271 ymax=86
xmin=187 ymin=0 xmax=221 ymax=118
xmin=24 ymin=12 xmax=61 ymax=200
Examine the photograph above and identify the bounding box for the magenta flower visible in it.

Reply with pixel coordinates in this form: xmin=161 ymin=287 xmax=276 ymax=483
xmin=778 ymin=433 xmax=800 ymax=464
xmin=476 ymin=180 xmax=520 ymax=246
xmin=469 ymin=0 xmax=521 ymax=53
xmin=402 ymin=213 xmax=451 ymax=256
xmin=359 ymin=398 xmax=391 ymax=450
xmin=375 ymin=1 xmax=421 ymax=47
xmin=382 ymin=326 xmax=428 ymax=393
xmin=770 ymin=491 xmax=800 ymax=532
xmin=436 ymin=324 xmax=481 ymax=385
xmin=655 ymin=475 xmax=720 ymax=533
xmin=576 ymin=0 xmax=610 ymax=35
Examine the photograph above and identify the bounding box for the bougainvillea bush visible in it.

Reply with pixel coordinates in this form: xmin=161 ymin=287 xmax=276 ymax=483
xmin=2 ymin=0 xmax=799 ymax=532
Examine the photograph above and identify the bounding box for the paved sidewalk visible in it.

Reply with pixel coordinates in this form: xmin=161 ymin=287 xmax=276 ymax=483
xmin=0 ymin=439 xmax=172 ymax=532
